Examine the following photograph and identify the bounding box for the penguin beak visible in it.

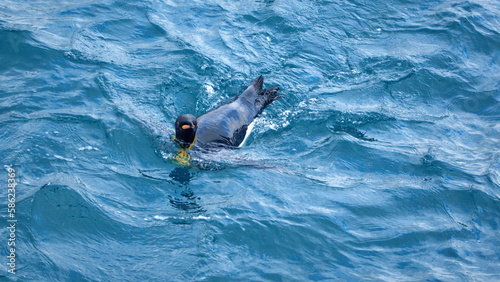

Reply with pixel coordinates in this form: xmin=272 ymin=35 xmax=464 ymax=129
xmin=181 ymin=124 xmax=191 ymax=130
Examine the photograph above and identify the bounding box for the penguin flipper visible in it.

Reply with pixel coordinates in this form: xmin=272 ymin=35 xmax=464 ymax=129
xmin=231 ymin=124 xmax=249 ymax=147
xmin=213 ymin=124 xmax=248 ymax=147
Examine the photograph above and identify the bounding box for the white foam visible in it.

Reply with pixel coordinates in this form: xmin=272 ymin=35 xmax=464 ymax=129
xmin=54 ymin=155 xmax=74 ymax=162
xmin=204 ymin=84 xmax=215 ymax=94
xmin=78 ymin=145 xmax=100 ymax=151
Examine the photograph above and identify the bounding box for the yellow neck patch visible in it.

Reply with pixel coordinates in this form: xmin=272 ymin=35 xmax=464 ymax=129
xmin=173 ymin=136 xmax=196 ymax=166
xmin=174 ymin=148 xmax=191 ymax=166
xmin=173 ymin=135 xmax=196 ymax=149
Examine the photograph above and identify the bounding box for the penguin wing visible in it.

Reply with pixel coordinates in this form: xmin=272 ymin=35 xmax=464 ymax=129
xmin=230 ymin=124 xmax=249 ymax=147
xmin=207 ymin=124 xmax=248 ymax=147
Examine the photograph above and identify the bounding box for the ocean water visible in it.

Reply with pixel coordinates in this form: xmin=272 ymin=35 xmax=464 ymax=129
xmin=1 ymin=0 xmax=499 ymax=280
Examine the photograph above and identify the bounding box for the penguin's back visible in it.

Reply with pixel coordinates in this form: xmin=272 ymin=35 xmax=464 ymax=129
xmin=194 ymin=76 xmax=280 ymax=148
xmin=196 ymin=98 xmax=256 ymax=147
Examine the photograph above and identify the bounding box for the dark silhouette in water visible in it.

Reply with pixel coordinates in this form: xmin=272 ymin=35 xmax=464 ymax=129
xmin=139 ymin=167 xmax=203 ymax=213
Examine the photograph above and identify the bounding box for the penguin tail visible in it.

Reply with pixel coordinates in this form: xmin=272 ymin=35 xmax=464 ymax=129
xmin=241 ymin=75 xmax=264 ymax=100
xmin=252 ymin=75 xmax=264 ymax=92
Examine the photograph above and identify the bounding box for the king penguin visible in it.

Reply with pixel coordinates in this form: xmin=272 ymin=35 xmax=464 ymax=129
xmin=174 ymin=75 xmax=280 ymax=151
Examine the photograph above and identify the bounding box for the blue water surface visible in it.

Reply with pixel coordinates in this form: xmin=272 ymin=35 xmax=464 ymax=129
xmin=1 ymin=0 xmax=500 ymax=280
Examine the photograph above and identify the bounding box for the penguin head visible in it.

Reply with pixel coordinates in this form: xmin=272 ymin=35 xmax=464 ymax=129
xmin=174 ymin=114 xmax=198 ymax=148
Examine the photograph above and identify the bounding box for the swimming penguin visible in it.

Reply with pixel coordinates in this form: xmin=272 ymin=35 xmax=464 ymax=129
xmin=174 ymin=75 xmax=280 ymax=152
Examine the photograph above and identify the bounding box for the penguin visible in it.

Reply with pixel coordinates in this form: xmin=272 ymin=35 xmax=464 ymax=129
xmin=174 ymin=75 xmax=280 ymax=153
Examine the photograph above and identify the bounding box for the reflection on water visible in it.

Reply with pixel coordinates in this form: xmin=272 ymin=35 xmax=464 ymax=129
xmin=168 ymin=167 xmax=205 ymax=213
xmin=169 ymin=167 xmax=194 ymax=185
xmin=139 ymin=167 xmax=205 ymax=213
xmin=168 ymin=190 xmax=204 ymax=213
